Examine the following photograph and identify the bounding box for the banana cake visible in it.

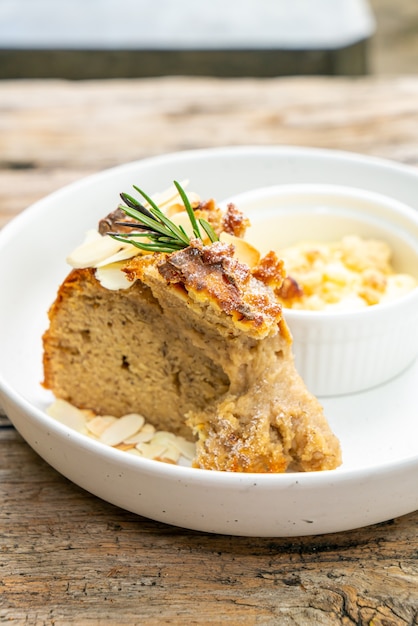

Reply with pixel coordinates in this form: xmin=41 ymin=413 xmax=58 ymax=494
xmin=42 ymin=183 xmax=342 ymax=473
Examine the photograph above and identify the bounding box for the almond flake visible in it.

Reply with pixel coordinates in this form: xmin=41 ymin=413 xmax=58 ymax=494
xmin=150 ymin=431 xmax=177 ymax=445
xmin=136 ymin=442 xmax=168 ymax=459
xmin=86 ymin=415 xmax=118 ymax=437
xmin=95 ymin=262 xmax=134 ymax=290
xmin=47 ymin=399 xmax=87 ymax=432
xmin=115 ymin=442 xmax=136 ymax=451
xmin=158 ymin=444 xmax=181 ymax=463
xmin=67 ymin=231 xmax=123 ymax=269
xmin=99 ymin=413 xmax=145 ymax=446
xmin=121 ymin=414 xmax=145 ymax=435
xmin=124 ymin=422 xmax=155 ymax=444
xmin=220 ymin=232 xmax=260 ymax=268
xmin=151 ymin=180 xmax=193 ymax=213
xmin=171 ymin=437 xmax=196 ymax=460
xmin=46 ymin=401 xmax=195 ymax=465
xmin=170 ymin=211 xmax=196 ymax=239
xmin=125 ymin=448 xmax=143 ymax=457
xmin=94 ymin=246 xmax=139 ymax=268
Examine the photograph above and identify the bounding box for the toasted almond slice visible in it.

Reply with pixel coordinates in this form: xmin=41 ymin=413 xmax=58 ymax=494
xmin=164 ymin=193 xmax=201 ymax=216
xmin=99 ymin=413 xmax=145 ymax=446
xmin=47 ymin=399 xmax=87 ymax=432
xmin=170 ymin=210 xmax=195 ymax=239
xmin=149 ymin=181 xmax=188 ymax=208
xmin=219 ymin=232 xmax=260 ymax=268
xmin=121 ymin=414 xmax=145 ymax=440
xmin=158 ymin=444 xmax=181 ymax=463
xmin=163 ymin=202 xmax=189 ymax=217
xmin=136 ymin=442 xmax=168 ymax=459
xmin=95 ymin=262 xmax=134 ymax=291
xmin=67 ymin=232 xmax=124 ymax=268
xmin=86 ymin=415 xmax=118 ymax=437
xmin=150 ymin=180 xmax=194 ymax=213
xmin=126 ymin=422 xmax=155 ymax=444
xmin=46 ymin=399 xmax=194 ymax=466
xmin=171 ymin=437 xmax=196 ymax=461
xmin=94 ymin=244 xmax=139 ymax=268
xmin=124 ymin=431 xmax=154 ymax=445
xmin=115 ymin=442 xmax=136 ymax=451
xmin=150 ymin=431 xmax=177 ymax=445
xmin=125 ymin=448 xmax=143 ymax=457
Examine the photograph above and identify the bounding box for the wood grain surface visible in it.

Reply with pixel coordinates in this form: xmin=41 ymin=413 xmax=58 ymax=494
xmin=1 ymin=77 xmax=417 ymax=625
xmin=1 ymin=76 xmax=418 ymax=228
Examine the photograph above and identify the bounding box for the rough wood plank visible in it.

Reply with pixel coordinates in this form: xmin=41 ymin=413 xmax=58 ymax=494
xmin=1 ymin=428 xmax=417 ymax=624
xmin=1 ymin=76 xmax=418 ymax=226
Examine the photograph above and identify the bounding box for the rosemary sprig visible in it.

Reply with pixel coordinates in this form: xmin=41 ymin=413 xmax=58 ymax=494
xmin=109 ymin=180 xmax=218 ymax=253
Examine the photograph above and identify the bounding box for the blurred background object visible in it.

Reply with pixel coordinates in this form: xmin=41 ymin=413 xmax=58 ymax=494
xmin=0 ymin=0 xmax=377 ymax=78
xmin=0 ymin=0 xmax=416 ymax=78
xmin=369 ymin=0 xmax=418 ymax=74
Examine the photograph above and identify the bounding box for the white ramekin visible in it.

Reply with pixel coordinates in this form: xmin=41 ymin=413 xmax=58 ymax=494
xmin=223 ymin=184 xmax=418 ymax=396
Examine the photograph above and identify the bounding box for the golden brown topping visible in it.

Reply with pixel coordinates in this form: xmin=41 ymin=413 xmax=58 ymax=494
xmin=222 ymin=202 xmax=251 ymax=238
xmin=155 ymin=239 xmax=282 ymax=333
xmin=252 ymin=251 xmax=286 ymax=289
xmin=158 ymin=240 xmax=250 ymax=308
xmin=189 ymin=198 xmax=223 ymax=235
xmin=122 ymin=253 xmax=157 ymax=282
xmin=276 ymin=276 xmax=304 ymax=302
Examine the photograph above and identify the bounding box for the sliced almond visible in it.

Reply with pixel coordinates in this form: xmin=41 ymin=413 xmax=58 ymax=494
xmin=158 ymin=445 xmax=181 ymax=463
xmin=67 ymin=231 xmax=122 ymax=268
xmin=126 ymin=422 xmax=155 ymax=444
xmin=136 ymin=442 xmax=168 ymax=459
xmin=170 ymin=210 xmax=195 ymax=239
xmin=219 ymin=232 xmax=260 ymax=268
xmin=149 ymin=181 xmax=189 ymax=209
xmin=95 ymin=262 xmax=134 ymax=291
xmin=150 ymin=180 xmax=201 ymax=215
xmin=47 ymin=399 xmax=87 ymax=432
xmin=86 ymin=415 xmax=118 ymax=437
xmin=164 ymin=193 xmax=201 ymax=216
xmin=125 ymin=448 xmax=143 ymax=457
xmin=150 ymin=430 xmax=177 ymax=445
xmin=164 ymin=202 xmax=189 ymax=217
xmin=46 ymin=400 xmax=195 ymax=465
xmin=99 ymin=413 xmax=145 ymax=446
xmin=115 ymin=442 xmax=137 ymax=451
xmin=171 ymin=437 xmax=196 ymax=461
xmin=94 ymin=244 xmax=139 ymax=268
xmin=121 ymin=414 xmax=145 ymax=440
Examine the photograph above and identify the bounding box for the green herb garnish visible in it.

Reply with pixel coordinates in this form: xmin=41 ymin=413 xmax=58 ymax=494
xmin=109 ymin=180 xmax=218 ymax=253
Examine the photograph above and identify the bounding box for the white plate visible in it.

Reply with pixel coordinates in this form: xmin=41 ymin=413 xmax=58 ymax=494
xmin=0 ymin=146 xmax=417 ymax=537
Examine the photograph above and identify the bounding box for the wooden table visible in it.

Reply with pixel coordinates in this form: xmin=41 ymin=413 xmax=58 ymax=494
xmin=1 ymin=77 xmax=417 ymax=624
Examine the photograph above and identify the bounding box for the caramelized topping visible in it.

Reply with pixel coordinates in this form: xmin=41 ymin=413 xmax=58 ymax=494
xmin=252 ymin=251 xmax=286 ymax=289
xmin=156 ymin=240 xmax=283 ymax=332
xmin=222 ymin=202 xmax=251 ymax=238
